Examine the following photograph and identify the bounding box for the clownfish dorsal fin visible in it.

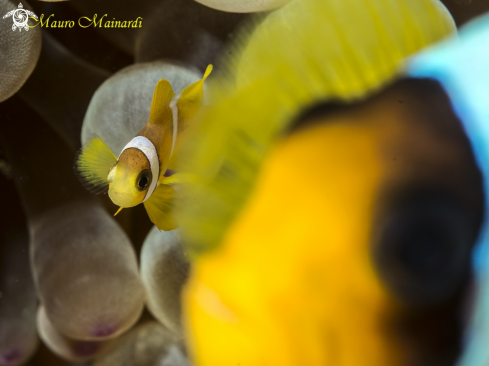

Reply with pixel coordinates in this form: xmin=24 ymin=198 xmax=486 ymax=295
xmin=176 ymin=64 xmax=213 ymax=134
xmin=143 ymin=183 xmax=177 ymax=231
xmin=74 ymin=135 xmax=117 ymax=195
xmin=149 ymin=79 xmax=176 ymax=125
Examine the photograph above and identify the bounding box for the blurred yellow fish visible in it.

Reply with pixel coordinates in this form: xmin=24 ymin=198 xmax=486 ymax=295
xmin=74 ymin=65 xmax=212 ymax=231
xmin=174 ymin=0 xmax=466 ymax=365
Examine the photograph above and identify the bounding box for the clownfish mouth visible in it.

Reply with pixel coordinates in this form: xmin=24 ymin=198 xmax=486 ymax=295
xmin=108 ymin=190 xmax=138 ymax=208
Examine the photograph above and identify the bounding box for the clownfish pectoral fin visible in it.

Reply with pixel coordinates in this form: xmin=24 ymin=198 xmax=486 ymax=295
xmin=176 ymin=64 xmax=213 ymax=134
xmin=149 ymin=79 xmax=176 ymax=125
xmin=143 ymin=183 xmax=177 ymax=231
xmin=74 ymin=135 xmax=117 ymax=195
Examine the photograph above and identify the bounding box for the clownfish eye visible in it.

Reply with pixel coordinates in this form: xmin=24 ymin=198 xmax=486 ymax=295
xmin=136 ymin=169 xmax=152 ymax=191
xmin=372 ymin=191 xmax=479 ymax=306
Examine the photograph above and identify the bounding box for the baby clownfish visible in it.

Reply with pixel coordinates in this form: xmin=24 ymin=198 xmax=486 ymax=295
xmin=74 ymin=65 xmax=213 ymax=231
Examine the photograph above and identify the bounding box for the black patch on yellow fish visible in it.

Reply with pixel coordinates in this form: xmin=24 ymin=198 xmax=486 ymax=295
xmin=282 ymin=77 xmax=483 ymax=364
xmin=368 ymin=79 xmax=484 ymax=307
xmin=373 ymin=188 xmax=478 ymax=306
xmin=293 ymin=79 xmax=483 ymax=308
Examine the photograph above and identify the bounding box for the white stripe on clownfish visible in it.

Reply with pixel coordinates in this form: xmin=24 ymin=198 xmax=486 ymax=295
xmin=169 ymin=94 xmax=180 ymax=158
xmin=119 ymin=136 xmax=160 ymax=201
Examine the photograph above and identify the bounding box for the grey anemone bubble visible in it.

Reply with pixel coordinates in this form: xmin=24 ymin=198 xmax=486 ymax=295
xmin=0 ymin=232 xmax=38 ymax=366
xmin=140 ymin=227 xmax=190 ymax=339
xmin=0 ymin=98 xmax=145 ymax=343
xmin=81 ymin=61 xmax=203 ymax=154
xmin=70 ymin=0 xmax=246 ymax=66
xmin=134 ymin=0 xmax=246 ymax=71
xmin=93 ymin=321 xmax=190 ymax=366
xmin=0 ymin=0 xmax=41 ymax=102
xmin=31 ymin=200 xmax=145 ymax=341
xmin=194 ymin=0 xmax=291 ymax=12
xmin=37 ymin=306 xmax=115 ymax=362
xmin=18 ymin=32 xmax=110 ymax=151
